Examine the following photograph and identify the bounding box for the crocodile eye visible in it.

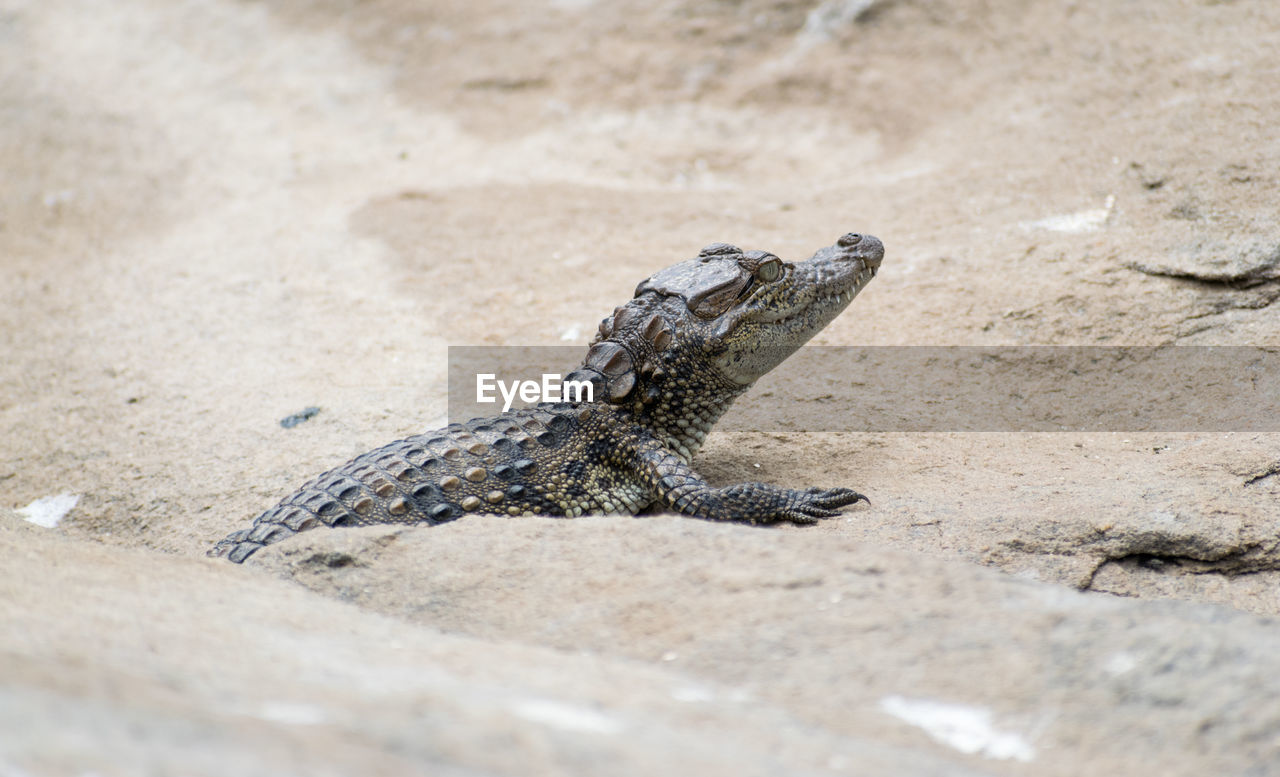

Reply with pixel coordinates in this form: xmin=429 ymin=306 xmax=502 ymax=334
xmin=755 ymin=258 xmax=782 ymax=283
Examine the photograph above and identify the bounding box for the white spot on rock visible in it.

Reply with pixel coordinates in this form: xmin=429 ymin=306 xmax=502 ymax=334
xmin=511 ymin=698 xmax=622 ymax=735
xmin=880 ymin=695 xmax=1035 ymax=762
xmin=774 ymin=0 xmax=883 ymax=67
xmin=255 ymin=701 xmax=327 ymax=726
xmin=1022 ymin=195 xmax=1115 ymax=233
xmin=798 ymin=0 xmax=881 ymax=44
xmin=1104 ymin=651 xmax=1139 ymax=676
xmin=671 ymin=685 xmax=714 ymax=703
xmin=17 ymin=493 xmax=80 ymax=528
xmin=559 ymin=323 xmax=582 ymax=341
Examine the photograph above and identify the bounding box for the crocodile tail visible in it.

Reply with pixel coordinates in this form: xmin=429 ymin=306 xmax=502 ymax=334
xmin=207 ymin=527 xmax=264 ymax=563
xmin=208 ymin=435 xmax=467 ymax=563
xmin=207 ymin=494 xmax=353 ymax=563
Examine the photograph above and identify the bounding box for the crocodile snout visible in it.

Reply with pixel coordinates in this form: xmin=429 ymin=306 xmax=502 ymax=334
xmin=836 ymin=232 xmax=884 ymax=270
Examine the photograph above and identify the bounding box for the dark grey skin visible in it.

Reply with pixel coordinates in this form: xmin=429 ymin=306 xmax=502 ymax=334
xmin=211 ymin=232 xmax=884 ymax=562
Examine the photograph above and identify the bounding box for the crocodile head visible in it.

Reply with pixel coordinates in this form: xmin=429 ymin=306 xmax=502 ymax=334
xmin=570 ymin=232 xmax=883 ymax=457
xmin=633 ymin=231 xmax=884 ymax=385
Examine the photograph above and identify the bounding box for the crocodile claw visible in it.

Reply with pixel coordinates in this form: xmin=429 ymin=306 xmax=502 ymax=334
xmin=782 ymin=487 xmax=869 ymax=524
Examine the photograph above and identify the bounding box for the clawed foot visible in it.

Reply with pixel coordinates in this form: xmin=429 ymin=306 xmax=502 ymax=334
xmin=709 ymin=482 xmax=869 ymax=525
xmin=779 ymin=486 xmax=869 ymax=524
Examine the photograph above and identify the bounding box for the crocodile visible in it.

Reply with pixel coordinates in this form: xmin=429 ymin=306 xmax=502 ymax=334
xmin=210 ymin=232 xmax=884 ymax=562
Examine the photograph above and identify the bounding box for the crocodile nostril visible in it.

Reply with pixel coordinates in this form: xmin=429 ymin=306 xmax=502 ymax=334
xmin=845 ymin=234 xmax=885 ymax=269
xmin=837 ymin=233 xmax=862 ymax=247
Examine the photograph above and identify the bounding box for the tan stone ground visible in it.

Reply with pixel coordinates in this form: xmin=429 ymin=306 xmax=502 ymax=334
xmin=3 ymin=1 xmax=1279 ymax=774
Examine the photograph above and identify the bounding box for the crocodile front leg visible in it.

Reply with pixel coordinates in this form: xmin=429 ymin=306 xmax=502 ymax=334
xmin=630 ymin=437 xmax=867 ymax=525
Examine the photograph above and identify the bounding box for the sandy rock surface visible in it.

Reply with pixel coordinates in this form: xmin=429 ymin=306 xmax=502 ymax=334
xmin=3 ymin=0 xmax=1279 ymax=774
